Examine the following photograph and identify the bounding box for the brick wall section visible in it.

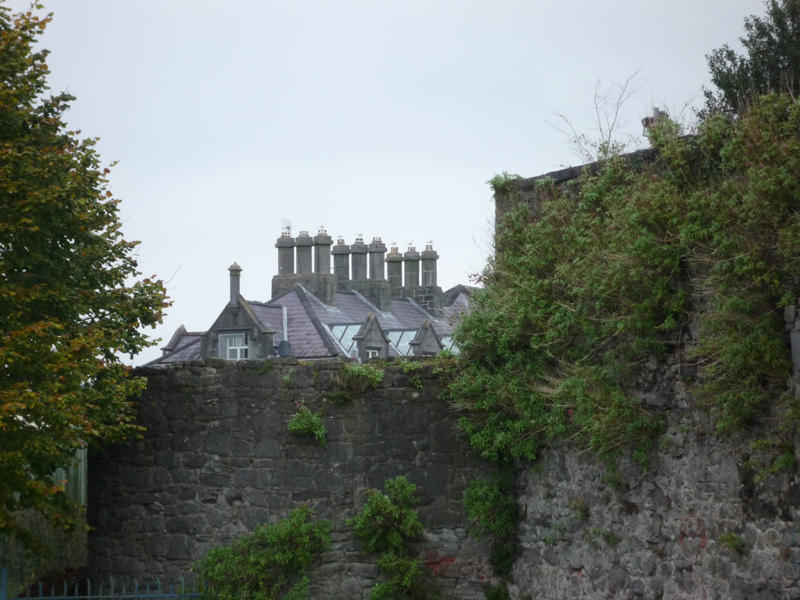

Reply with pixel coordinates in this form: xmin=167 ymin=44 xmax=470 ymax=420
xmin=88 ymin=359 xmax=498 ymax=599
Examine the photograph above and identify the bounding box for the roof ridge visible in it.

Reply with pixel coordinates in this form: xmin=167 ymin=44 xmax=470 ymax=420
xmin=295 ymin=285 xmax=340 ymax=357
xmin=350 ymin=290 xmax=387 ymax=315
xmin=142 ymin=337 xmax=201 ymax=367
xmin=404 ymin=296 xmax=434 ymax=320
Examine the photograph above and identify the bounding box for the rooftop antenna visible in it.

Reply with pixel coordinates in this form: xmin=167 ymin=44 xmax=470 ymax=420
xmin=281 ymin=219 xmax=291 ymax=237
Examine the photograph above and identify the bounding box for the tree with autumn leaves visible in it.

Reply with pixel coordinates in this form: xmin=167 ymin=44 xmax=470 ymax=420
xmin=0 ymin=4 xmax=168 ymax=548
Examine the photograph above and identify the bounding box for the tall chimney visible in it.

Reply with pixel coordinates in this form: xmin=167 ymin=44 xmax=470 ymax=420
xmin=228 ymin=262 xmax=242 ymax=306
xmin=276 ymin=232 xmax=295 ymax=275
xmin=368 ymin=237 xmax=386 ymax=280
xmin=421 ymin=243 xmax=438 ymax=287
xmin=351 ymin=235 xmax=368 ymax=281
xmin=404 ymin=245 xmax=420 ymax=289
xmin=332 ymin=237 xmax=350 ymax=286
xmin=386 ymin=245 xmax=403 ymax=297
xmin=295 ymin=230 xmax=313 ymax=274
xmin=314 ymin=226 xmax=332 ymax=273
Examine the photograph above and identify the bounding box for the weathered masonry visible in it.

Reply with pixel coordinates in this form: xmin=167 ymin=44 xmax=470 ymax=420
xmin=88 ymin=360 xmax=499 ymax=599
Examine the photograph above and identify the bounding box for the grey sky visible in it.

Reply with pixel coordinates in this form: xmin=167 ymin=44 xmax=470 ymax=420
xmin=6 ymin=0 xmax=762 ymax=365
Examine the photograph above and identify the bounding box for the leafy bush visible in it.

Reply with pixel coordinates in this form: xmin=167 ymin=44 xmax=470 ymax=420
xmin=398 ymin=359 xmax=424 ymax=388
xmin=462 ymin=466 xmax=518 ymax=576
xmin=349 ymin=476 xmax=424 ymax=554
xmin=348 ymin=477 xmax=435 ymax=599
xmin=191 ymin=505 xmax=330 ymax=600
xmin=331 ymin=362 xmax=385 ymax=395
xmin=449 ymin=92 xmax=800 ymax=465
xmin=287 ymin=406 xmax=326 ymax=446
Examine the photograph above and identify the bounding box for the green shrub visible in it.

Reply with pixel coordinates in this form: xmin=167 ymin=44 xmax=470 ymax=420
xmin=191 ymin=505 xmax=330 ymax=600
xmin=331 ymin=362 xmax=385 ymax=395
xmin=287 ymin=406 xmax=326 ymax=446
xmin=449 ymin=93 xmax=800 ymax=467
xmin=348 ymin=477 xmax=435 ymax=599
xmin=349 ymin=476 xmax=424 ymax=554
xmin=398 ymin=359 xmax=424 ymax=388
xmin=462 ymin=465 xmax=517 ymax=576
xmin=281 ymin=368 xmax=296 ymax=388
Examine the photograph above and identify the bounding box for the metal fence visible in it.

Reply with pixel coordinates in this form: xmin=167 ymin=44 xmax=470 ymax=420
xmin=0 ymin=569 xmax=203 ymax=600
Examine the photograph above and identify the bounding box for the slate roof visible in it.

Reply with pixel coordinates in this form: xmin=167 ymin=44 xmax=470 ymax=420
xmin=147 ymin=332 xmax=202 ymax=365
xmin=149 ymin=284 xmax=473 ymax=364
xmin=249 ymin=302 xmax=285 ymax=344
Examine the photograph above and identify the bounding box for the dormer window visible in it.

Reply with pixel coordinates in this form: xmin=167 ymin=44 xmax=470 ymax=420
xmin=219 ymin=332 xmax=249 ymax=360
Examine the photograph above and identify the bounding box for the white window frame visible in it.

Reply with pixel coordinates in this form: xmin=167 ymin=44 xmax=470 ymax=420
xmin=219 ymin=332 xmax=249 ymax=361
xmin=366 ymin=349 xmax=379 ymax=359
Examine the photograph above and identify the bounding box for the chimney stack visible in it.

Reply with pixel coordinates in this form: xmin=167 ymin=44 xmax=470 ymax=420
xmin=295 ymin=230 xmax=313 ymax=274
xmin=228 ymin=262 xmax=242 ymax=306
xmin=332 ymin=237 xmax=350 ymax=288
xmin=421 ymin=243 xmax=438 ymax=287
xmin=351 ymin=236 xmax=369 ymax=281
xmin=314 ymin=226 xmax=332 ymax=274
xmin=276 ymin=232 xmax=295 ymax=275
xmin=386 ymin=244 xmax=403 ymax=297
xmin=403 ymin=245 xmax=420 ymax=290
xmin=368 ymin=237 xmax=386 ymax=280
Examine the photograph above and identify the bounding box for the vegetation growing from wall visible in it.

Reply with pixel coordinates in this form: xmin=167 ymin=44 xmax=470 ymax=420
xmin=331 ymin=362 xmax=385 ymax=395
xmin=462 ymin=462 xmax=518 ymax=577
xmin=348 ymin=476 xmax=437 ymax=600
xmin=397 ymin=359 xmax=424 ymax=388
xmin=191 ymin=505 xmax=330 ymax=600
xmin=449 ymin=92 xmax=800 ymax=467
xmin=287 ymin=405 xmax=326 ymax=446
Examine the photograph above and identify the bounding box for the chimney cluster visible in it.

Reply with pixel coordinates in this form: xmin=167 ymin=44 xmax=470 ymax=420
xmin=276 ymin=227 xmax=333 ymax=277
xmin=272 ymin=227 xmax=337 ymax=305
xmin=272 ymin=229 xmax=443 ymax=314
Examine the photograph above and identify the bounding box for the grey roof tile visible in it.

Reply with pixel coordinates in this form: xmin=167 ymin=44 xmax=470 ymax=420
xmin=156 ymin=283 xmax=470 ymax=362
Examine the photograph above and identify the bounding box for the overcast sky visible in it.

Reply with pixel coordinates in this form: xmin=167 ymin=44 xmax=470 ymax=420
xmin=6 ymin=0 xmax=762 ymax=365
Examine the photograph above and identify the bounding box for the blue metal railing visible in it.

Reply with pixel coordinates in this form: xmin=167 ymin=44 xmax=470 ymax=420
xmin=0 ymin=569 xmax=203 ymax=600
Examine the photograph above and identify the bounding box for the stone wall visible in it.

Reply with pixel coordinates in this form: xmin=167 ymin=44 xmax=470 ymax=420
xmin=89 ymin=354 xmax=800 ymax=599
xmin=88 ymin=359 xmax=498 ymax=599
xmin=512 ymin=388 xmax=800 ymax=599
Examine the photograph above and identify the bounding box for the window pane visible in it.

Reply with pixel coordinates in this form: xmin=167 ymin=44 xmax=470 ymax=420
xmin=339 ymin=326 xmax=359 ymax=354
